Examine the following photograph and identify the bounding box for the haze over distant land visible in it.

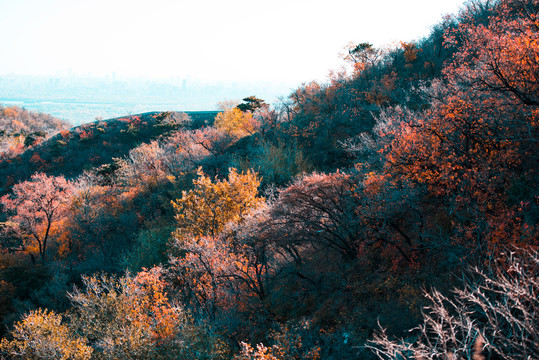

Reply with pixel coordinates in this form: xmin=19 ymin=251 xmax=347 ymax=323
xmin=0 ymin=0 xmax=465 ymax=124
xmin=0 ymin=75 xmax=292 ymax=125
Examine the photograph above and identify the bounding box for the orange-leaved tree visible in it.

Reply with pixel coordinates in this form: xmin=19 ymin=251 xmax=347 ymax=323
xmin=444 ymin=0 xmax=539 ymax=107
xmin=1 ymin=268 xmax=230 ymax=359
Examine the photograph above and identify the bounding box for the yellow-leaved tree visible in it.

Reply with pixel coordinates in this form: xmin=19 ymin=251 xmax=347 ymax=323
xmin=0 ymin=268 xmax=230 ymax=360
xmin=0 ymin=309 xmax=93 ymax=360
xmin=172 ymin=167 xmax=263 ymax=239
xmin=171 ymin=168 xmax=264 ymax=318
xmin=214 ymin=101 xmax=259 ymax=139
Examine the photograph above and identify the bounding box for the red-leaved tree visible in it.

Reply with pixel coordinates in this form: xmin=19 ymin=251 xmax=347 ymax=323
xmin=0 ymin=173 xmax=75 ymax=264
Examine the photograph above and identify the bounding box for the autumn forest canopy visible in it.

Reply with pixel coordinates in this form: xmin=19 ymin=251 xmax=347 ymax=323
xmin=0 ymin=0 xmax=537 ymax=359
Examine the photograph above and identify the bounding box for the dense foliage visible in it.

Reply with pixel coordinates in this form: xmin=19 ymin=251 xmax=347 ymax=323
xmin=0 ymin=0 xmax=537 ymax=358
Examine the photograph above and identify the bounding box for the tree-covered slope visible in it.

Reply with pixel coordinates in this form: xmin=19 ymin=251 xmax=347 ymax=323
xmin=0 ymin=0 xmax=537 ymax=359
xmin=0 ymin=111 xmax=217 ymax=194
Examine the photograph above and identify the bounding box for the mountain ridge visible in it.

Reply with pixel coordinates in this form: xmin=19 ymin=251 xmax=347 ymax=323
xmin=0 ymin=110 xmax=218 ymax=194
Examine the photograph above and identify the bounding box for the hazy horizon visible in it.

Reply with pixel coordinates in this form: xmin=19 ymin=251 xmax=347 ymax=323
xmin=2 ymin=0 xmax=465 ymax=83
xmin=0 ymin=74 xmax=292 ymax=124
xmin=1 ymin=0 xmax=467 ymax=124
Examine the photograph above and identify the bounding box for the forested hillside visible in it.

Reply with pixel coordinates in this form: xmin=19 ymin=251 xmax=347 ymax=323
xmin=0 ymin=111 xmax=217 ymax=194
xmin=0 ymin=105 xmax=70 ymax=158
xmin=0 ymin=0 xmax=537 ymax=359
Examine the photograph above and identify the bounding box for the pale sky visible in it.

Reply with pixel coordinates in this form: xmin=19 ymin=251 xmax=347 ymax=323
xmin=1 ymin=0 xmax=465 ymax=84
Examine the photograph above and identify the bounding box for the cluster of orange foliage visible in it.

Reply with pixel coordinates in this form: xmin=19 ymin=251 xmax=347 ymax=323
xmin=368 ymin=0 xmax=539 ymax=254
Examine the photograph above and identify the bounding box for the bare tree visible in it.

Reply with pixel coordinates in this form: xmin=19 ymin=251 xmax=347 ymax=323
xmin=369 ymin=247 xmax=539 ymax=360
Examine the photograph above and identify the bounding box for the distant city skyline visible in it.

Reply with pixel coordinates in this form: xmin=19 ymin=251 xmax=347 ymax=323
xmin=2 ymin=0 xmax=466 ymax=86
xmin=0 ymin=74 xmax=292 ymax=124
